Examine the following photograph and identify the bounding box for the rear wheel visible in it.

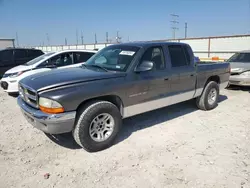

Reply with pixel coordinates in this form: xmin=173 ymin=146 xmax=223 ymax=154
xmin=196 ymin=81 xmax=219 ymax=110
xmin=73 ymin=101 xmax=122 ymax=152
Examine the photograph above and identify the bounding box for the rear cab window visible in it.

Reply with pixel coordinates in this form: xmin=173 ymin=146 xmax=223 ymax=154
xmin=168 ymin=45 xmax=190 ymax=68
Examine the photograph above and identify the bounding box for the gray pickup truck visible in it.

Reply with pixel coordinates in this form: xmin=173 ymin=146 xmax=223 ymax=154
xmin=17 ymin=42 xmax=230 ymax=152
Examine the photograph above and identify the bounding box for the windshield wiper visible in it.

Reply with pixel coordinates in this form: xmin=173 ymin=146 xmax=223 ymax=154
xmin=85 ymin=64 xmax=109 ymax=72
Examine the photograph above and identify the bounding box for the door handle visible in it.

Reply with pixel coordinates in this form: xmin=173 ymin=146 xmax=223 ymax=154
xmin=164 ymin=78 xmax=169 ymax=81
xmin=190 ymin=74 xmax=194 ymax=77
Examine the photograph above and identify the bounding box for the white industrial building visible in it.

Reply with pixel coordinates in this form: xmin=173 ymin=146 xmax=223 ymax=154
xmin=0 ymin=38 xmax=15 ymax=49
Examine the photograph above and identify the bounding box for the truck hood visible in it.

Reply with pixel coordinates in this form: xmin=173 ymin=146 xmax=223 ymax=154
xmin=20 ymin=67 xmax=126 ymax=92
xmin=230 ymin=62 xmax=250 ymax=73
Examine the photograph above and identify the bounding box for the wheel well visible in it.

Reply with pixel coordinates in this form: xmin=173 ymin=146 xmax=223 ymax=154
xmin=76 ymin=95 xmax=124 ymax=116
xmin=205 ymin=75 xmax=220 ymax=86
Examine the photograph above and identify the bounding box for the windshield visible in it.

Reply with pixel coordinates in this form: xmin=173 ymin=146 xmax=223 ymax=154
xmin=227 ymin=53 xmax=250 ymax=63
xmin=84 ymin=45 xmax=140 ymax=72
xmin=24 ymin=52 xmax=55 ymax=66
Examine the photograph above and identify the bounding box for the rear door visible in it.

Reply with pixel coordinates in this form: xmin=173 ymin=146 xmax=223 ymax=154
xmin=14 ymin=49 xmax=28 ymax=65
xmin=166 ymin=44 xmax=196 ymax=105
xmin=124 ymin=46 xmax=171 ymax=117
xmin=0 ymin=50 xmax=14 ymax=77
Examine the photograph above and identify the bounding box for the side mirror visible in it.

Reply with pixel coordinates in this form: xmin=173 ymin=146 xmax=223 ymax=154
xmin=135 ymin=61 xmax=154 ymax=73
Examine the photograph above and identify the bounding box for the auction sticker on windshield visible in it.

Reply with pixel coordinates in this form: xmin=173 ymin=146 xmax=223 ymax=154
xmin=119 ymin=51 xmax=135 ymax=56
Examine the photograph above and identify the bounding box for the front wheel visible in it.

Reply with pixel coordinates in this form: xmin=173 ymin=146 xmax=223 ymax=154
xmin=196 ymin=81 xmax=219 ymax=111
xmin=73 ymin=101 xmax=122 ymax=152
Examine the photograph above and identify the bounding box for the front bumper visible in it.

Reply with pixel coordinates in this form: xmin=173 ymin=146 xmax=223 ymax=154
xmin=229 ymin=75 xmax=250 ymax=86
xmin=0 ymin=78 xmax=19 ymax=93
xmin=17 ymin=96 xmax=76 ymax=134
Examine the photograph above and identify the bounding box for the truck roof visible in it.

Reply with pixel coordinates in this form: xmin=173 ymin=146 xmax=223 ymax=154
xmin=111 ymin=41 xmax=188 ymax=48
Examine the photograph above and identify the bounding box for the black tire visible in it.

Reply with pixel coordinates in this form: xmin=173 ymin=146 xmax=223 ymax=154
xmin=196 ymin=81 xmax=219 ymax=111
xmin=73 ymin=100 xmax=122 ymax=152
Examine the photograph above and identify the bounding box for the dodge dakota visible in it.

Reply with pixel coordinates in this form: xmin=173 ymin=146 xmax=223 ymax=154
xmin=17 ymin=42 xmax=230 ymax=152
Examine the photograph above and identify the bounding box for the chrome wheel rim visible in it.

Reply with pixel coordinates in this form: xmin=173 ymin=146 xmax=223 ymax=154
xmin=208 ymin=88 xmax=217 ymax=105
xmin=89 ymin=113 xmax=114 ymax=142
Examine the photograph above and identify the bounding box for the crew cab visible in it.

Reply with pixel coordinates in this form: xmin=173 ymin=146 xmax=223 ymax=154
xmin=17 ymin=42 xmax=230 ymax=152
xmin=1 ymin=49 xmax=96 ymax=94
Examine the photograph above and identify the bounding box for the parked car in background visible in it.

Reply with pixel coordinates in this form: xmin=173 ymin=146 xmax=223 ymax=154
xmin=0 ymin=48 xmax=44 ymax=78
xmin=0 ymin=49 xmax=96 ymax=94
xmin=17 ymin=42 xmax=230 ymax=152
xmin=227 ymin=50 xmax=250 ymax=86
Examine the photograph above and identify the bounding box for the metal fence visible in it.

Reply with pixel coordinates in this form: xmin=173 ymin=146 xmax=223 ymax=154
xmin=32 ymin=34 xmax=250 ymax=60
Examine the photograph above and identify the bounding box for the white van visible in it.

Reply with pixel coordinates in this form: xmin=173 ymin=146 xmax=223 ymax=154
xmin=0 ymin=49 xmax=96 ymax=94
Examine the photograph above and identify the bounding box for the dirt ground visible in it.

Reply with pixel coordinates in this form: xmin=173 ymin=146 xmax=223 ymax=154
xmin=0 ymin=87 xmax=249 ymax=188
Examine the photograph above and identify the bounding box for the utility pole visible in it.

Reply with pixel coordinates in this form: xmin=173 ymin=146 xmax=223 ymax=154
xmin=76 ymin=29 xmax=79 ymax=45
xmin=185 ymin=22 xmax=188 ymax=38
xmin=46 ymin=33 xmax=50 ymax=45
xmin=95 ymin=33 xmax=97 ymax=44
xmin=116 ymin=31 xmax=121 ymax=43
xmin=65 ymin=38 xmax=67 ymax=45
xmin=15 ymin=32 xmax=19 ymax=47
xmin=81 ymin=31 xmax=84 ymax=45
xmin=106 ymin=32 xmax=109 ymax=43
xmin=170 ymin=14 xmax=179 ymax=39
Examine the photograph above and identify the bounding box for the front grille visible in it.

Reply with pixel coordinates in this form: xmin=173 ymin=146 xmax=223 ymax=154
xmin=1 ymin=81 xmax=8 ymax=90
xmin=19 ymin=83 xmax=38 ymax=108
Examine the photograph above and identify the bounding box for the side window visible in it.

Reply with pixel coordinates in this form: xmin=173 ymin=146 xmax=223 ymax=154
xmin=14 ymin=49 xmax=27 ymax=59
xmin=27 ymin=50 xmax=43 ymax=58
xmin=140 ymin=47 xmax=165 ymax=70
xmin=74 ymin=52 xmax=95 ymax=64
xmin=50 ymin=52 xmax=73 ymax=67
xmin=0 ymin=50 xmax=13 ymax=62
xmin=168 ymin=45 xmax=189 ymax=67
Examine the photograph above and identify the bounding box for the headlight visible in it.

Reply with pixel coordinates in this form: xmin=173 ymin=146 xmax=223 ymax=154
xmin=241 ymin=71 xmax=250 ymax=76
xmin=9 ymin=71 xmax=24 ymax=78
xmin=39 ymin=97 xmax=64 ymax=114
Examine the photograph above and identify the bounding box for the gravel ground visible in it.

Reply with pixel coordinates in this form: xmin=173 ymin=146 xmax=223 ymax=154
xmin=0 ymin=87 xmax=250 ymax=188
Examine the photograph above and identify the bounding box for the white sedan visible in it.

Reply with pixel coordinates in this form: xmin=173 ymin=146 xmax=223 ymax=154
xmin=0 ymin=49 xmax=96 ymax=94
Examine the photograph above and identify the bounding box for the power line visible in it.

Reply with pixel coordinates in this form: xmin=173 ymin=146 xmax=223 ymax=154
xmin=46 ymin=33 xmax=50 ymax=45
xmin=116 ymin=31 xmax=122 ymax=43
xmin=170 ymin=14 xmax=179 ymax=39
xmin=81 ymin=31 xmax=84 ymax=45
xmin=106 ymin=32 xmax=109 ymax=43
xmin=185 ymin=22 xmax=188 ymax=38
xmin=95 ymin=33 xmax=97 ymax=44
xmin=76 ymin=29 xmax=79 ymax=45
xmin=15 ymin=32 xmax=19 ymax=47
